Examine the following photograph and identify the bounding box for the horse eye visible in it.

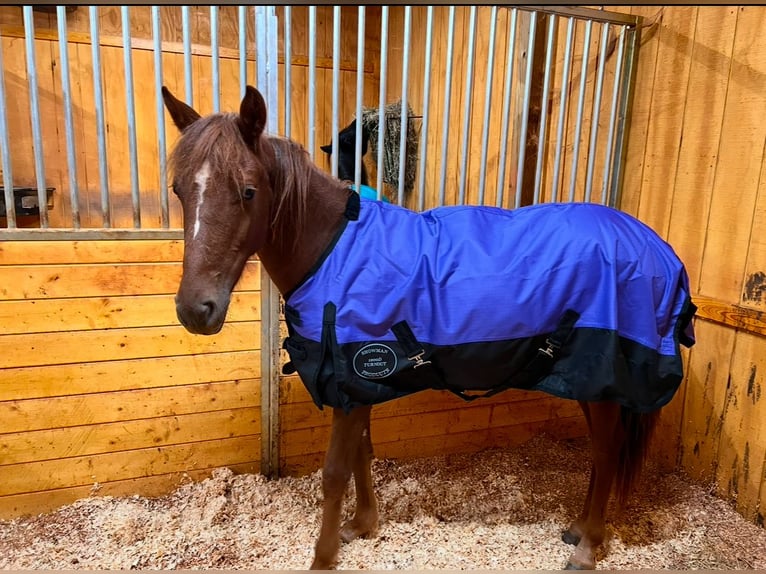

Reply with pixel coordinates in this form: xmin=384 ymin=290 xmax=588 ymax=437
xmin=243 ymin=186 xmax=256 ymax=200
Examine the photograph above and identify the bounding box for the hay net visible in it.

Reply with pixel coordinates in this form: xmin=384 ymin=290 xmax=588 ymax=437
xmin=360 ymin=100 xmax=419 ymax=197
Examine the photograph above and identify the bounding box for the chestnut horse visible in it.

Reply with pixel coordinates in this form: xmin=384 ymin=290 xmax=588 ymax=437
xmin=162 ymin=85 xmax=695 ymax=570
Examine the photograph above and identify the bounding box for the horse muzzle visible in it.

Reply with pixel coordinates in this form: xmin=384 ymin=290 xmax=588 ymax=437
xmin=175 ymin=295 xmax=228 ymax=335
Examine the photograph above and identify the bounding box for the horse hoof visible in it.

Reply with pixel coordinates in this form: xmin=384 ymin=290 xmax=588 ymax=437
xmin=564 ymin=561 xmax=588 ymax=570
xmin=339 ymin=518 xmax=378 ymax=543
xmin=310 ymin=559 xmax=335 ymax=570
xmin=561 ymin=530 xmax=581 ymax=546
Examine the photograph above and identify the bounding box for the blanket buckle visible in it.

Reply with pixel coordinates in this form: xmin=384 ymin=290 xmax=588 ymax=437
xmin=538 ymin=338 xmax=558 ymax=358
xmin=409 ymin=349 xmax=432 ymax=369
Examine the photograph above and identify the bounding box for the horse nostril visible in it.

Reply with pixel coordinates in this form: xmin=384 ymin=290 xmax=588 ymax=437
xmin=200 ymin=300 xmax=217 ymax=321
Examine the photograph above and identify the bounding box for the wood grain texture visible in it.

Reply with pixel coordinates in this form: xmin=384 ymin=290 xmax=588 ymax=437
xmin=694 ymin=295 xmax=766 ymax=337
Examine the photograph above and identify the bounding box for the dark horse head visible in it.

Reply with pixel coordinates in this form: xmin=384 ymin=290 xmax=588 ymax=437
xmin=162 ymin=85 xmax=349 ymax=335
xmin=321 ymin=119 xmax=369 ymax=185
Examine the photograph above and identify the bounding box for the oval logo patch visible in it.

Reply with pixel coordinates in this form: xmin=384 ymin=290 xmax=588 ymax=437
xmin=353 ymin=344 xmax=398 ymax=379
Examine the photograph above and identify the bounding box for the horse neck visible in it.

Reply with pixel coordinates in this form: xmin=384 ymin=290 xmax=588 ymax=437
xmin=257 ymin=150 xmax=350 ymax=296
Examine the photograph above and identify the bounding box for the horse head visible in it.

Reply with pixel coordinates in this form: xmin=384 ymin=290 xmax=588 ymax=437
xmin=162 ymin=85 xmax=275 ymax=335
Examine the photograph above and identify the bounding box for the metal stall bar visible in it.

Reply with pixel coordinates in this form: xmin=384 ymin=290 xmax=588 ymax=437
xmin=495 ymin=8 xmax=518 ymax=208
xmin=307 ymin=6 xmax=317 ymax=159
xmin=584 ymin=22 xmax=610 ymax=203
xmin=57 ymin=6 xmax=79 ymax=229
xmin=211 ymin=6 xmax=220 ymax=113
xmin=438 ymin=6 xmax=456 ymax=206
xmin=396 ymin=6 xmax=412 ymax=206
xmin=532 ymin=14 xmax=557 ymax=205
xmin=89 ymin=6 xmax=111 ymax=228
xmin=330 ymin=6 xmax=341 ymax=179
xmin=23 ymin=6 xmax=49 ymax=228
xmin=608 ymin=23 xmax=640 ymax=208
xmin=376 ymin=6 xmax=389 ymax=199
xmin=550 ymin=16 xmax=575 ymax=203
xmin=153 ymin=6 xmax=169 ymax=228
xmin=182 ymin=6 xmax=193 ymax=105
xmin=0 ymin=36 xmax=15 ymax=227
xmin=416 ymin=5 xmax=435 ymax=212
xmin=354 ymin=6 xmax=365 ymax=193
xmin=239 ymin=6 xmax=247 ymax=98
xmin=255 ymin=5 xmax=281 ymax=479
xmin=457 ymin=6 xmax=477 ymax=206
xmin=122 ymin=6 xmax=141 ymax=228
xmin=602 ymin=26 xmax=626 ymax=205
xmin=477 ymin=6 xmax=498 ymax=206
xmin=514 ymin=10 xmax=537 ymax=209
xmin=568 ymin=18 xmax=592 ymax=202
xmin=284 ymin=6 xmax=292 ymax=138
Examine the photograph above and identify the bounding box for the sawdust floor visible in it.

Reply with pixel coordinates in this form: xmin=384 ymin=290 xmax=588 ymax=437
xmin=2 ymin=435 xmax=765 ymax=570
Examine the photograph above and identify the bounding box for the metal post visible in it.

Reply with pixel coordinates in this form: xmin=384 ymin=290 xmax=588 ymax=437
xmin=330 ymin=6 xmax=341 ymax=179
xmin=603 ymin=26 xmax=626 ymax=206
xmin=514 ymin=10 xmax=537 ymax=209
xmin=354 ymin=7 xmax=365 ymax=193
xmin=584 ymin=22 xmax=610 ymax=202
xmin=533 ymin=14 xmax=557 ymax=205
xmin=90 ymin=6 xmax=110 ymax=228
xmin=239 ymin=6 xmax=247 ymax=99
xmin=182 ymin=6 xmax=193 ymax=106
xmin=0 ymin=36 xmax=15 ymax=227
xmin=153 ymin=6 xmax=169 ymax=228
xmin=438 ymin=6 xmax=456 ymax=206
xmin=496 ymin=8 xmax=518 ymax=208
xmin=57 ymin=6 xmax=80 ymax=229
xmin=376 ymin=6 xmax=389 ymax=199
xmin=416 ymin=5 xmax=434 ymax=212
xmin=211 ymin=6 xmax=220 ymax=113
xmin=568 ymin=19 xmax=592 ymax=202
xmin=550 ymin=17 xmax=575 ymax=203
xmin=284 ymin=6 xmax=292 ymax=138
xmin=122 ymin=6 xmax=141 ymax=228
xmin=457 ymin=5 xmax=477 ymax=205
xmin=307 ymin=6 xmax=317 ymax=159
xmin=478 ymin=6 xmax=498 ymax=206
xmin=396 ymin=6 xmax=412 ymax=206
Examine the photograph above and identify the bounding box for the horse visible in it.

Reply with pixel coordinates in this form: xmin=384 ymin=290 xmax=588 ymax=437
xmin=320 ymin=119 xmax=388 ymax=203
xmin=161 ymin=85 xmax=696 ymax=570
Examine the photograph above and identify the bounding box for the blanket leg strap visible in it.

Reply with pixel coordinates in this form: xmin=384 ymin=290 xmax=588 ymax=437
xmin=450 ymin=309 xmax=581 ymax=402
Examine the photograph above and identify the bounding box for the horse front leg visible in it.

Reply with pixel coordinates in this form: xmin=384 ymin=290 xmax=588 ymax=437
xmin=311 ymin=405 xmax=373 ymax=570
xmin=564 ymin=401 xmax=624 ymax=570
xmin=340 ymin=407 xmax=379 ymax=543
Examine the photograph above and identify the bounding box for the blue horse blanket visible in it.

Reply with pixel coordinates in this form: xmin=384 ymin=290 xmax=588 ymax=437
xmin=283 ymin=195 xmax=696 ymax=413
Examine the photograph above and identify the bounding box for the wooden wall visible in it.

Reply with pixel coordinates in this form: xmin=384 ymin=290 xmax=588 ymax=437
xmin=611 ymin=5 xmax=766 ymax=525
xmin=0 ymin=240 xmax=261 ymax=519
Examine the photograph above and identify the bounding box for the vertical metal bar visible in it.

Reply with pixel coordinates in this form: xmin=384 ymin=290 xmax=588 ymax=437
xmin=153 ymin=6 xmax=169 ymax=228
xmin=182 ymin=6 xmax=193 ymax=106
xmin=284 ymin=6 xmax=292 ymax=138
xmin=438 ymin=6 xmax=456 ymax=206
xmin=532 ymin=14 xmax=557 ymax=205
xmin=514 ymin=10 xmax=537 ymax=209
xmin=609 ymin=24 xmax=639 ymax=208
xmin=584 ymin=22 xmax=610 ymax=203
xmin=23 ymin=6 xmax=49 ymax=228
xmin=0 ymin=36 xmax=15 ymax=228
xmin=239 ymin=6 xmax=247 ymax=99
xmin=496 ymin=8 xmax=518 ymax=208
xmin=256 ymin=5 xmax=281 ymax=480
xmin=602 ymin=26 xmax=626 ymax=206
xmin=416 ymin=5 xmax=435 ymax=212
xmin=376 ymin=6 xmax=389 ymax=200
xmin=550 ymin=16 xmax=575 ymax=203
xmin=57 ymin=6 xmax=79 ymax=229
xmin=211 ymin=6 xmax=220 ymax=113
xmin=396 ymin=6 xmax=412 ymax=206
xmin=477 ymin=6 xmax=498 ymax=206
xmin=457 ymin=6 xmax=477 ymax=206
xmin=307 ymin=6 xmax=317 ymax=159
xmin=330 ymin=6 xmax=341 ymax=179
xmin=90 ymin=6 xmax=110 ymax=228
xmin=568 ymin=19 xmax=592 ymax=202
xmin=122 ymin=6 xmax=141 ymax=228
xmin=353 ymin=6 xmax=365 ymax=193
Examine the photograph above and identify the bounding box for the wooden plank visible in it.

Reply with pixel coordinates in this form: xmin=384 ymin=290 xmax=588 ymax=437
xmin=741 ymin=118 xmax=766 ymax=311
xmin=0 ymin=435 xmax=260 ymax=497
xmin=0 ymin=239 xmax=185 ymax=265
xmin=1 ymin=379 xmax=259 ymax=434
xmin=0 ymin=321 xmax=260 ymax=369
xmin=635 ymin=6 xmax=696 ymax=235
xmin=0 ymin=260 xmax=260 ymax=299
xmin=0 ymin=351 xmax=260 ymax=401
xmin=697 ymin=6 xmax=766 ymax=302
xmin=714 ymin=331 xmax=766 ymax=521
xmin=679 ymin=320 xmax=736 ymax=482
xmin=1 ymin=407 xmax=260 ymax=465
xmin=694 ymin=294 xmax=766 ymax=337
xmin=665 ymin=6 xmax=738 ymax=290
xmin=0 ymin=291 xmax=260 ymax=335
xmin=0 ymin=461 xmax=258 ymax=520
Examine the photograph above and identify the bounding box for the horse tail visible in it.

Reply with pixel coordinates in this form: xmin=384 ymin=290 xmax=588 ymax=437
xmin=615 ymin=407 xmax=661 ymax=506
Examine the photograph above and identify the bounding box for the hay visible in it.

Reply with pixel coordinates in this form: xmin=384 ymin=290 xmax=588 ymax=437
xmin=361 ymin=101 xmax=419 ymax=196
xmin=1 ymin=435 xmax=764 ymax=569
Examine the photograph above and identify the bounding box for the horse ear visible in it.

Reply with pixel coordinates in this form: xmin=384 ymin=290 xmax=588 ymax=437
xmin=161 ymin=86 xmax=201 ymax=132
xmin=320 ymin=143 xmax=332 ymax=155
xmin=239 ymin=85 xmax=267 ymax=146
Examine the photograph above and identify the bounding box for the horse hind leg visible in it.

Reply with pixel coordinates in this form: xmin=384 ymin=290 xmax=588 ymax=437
xmin=339 ymin=410 xmax=379 ymax=543
xmin=562 ymin=401 xmax=595 ymax=547
xmin=311 ymin=405 xmax=374 ymax=570
xmin=564 ymin=401 xmax=624 ymax=570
